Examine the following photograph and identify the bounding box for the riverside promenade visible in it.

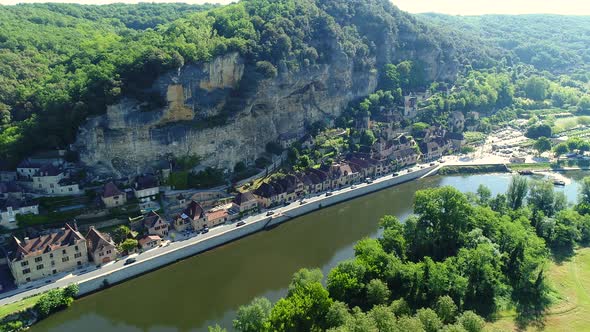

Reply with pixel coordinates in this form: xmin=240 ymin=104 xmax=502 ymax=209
xmin=0 ymin=164 xmax=438 ymax=306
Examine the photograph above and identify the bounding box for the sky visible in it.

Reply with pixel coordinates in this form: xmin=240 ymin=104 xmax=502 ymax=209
xmin=1 ymin=0 xmax=590 ymax=15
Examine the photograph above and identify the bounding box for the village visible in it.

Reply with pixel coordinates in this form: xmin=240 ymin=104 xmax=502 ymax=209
xmin=0 ymin=93 xmax=485 ymax=290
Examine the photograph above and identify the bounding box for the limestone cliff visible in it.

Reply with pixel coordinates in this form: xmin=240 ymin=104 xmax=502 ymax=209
xmin=75 ymin=44 xmax=457 ymax=177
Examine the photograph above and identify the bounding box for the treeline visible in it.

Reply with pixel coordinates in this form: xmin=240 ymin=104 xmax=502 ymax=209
xmin=216 ymin=176 xmax=590 ymax=331
xmin=422 ymin=14 xmax=590 ymax=74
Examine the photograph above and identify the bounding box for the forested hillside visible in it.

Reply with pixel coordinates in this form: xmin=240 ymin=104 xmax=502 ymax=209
xmin=422 ymin=14 xmax=590 ymax=74
xmin=0 ymin=0 xmax=488 ymax=167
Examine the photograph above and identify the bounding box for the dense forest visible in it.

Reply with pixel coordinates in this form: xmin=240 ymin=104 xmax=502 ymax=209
xmin=0 ymin=0 xmax=492 ymax=167
xmin=1 ymin=1 xmax=590 ymax=169
xmin=220 ymin=177 xmax=590 ymax=332
xmin=422 ymin=14 xmax=590 ymax=74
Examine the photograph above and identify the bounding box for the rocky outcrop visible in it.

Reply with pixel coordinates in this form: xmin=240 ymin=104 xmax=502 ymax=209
xmin=75 ymin=42 xmax=457 ymax=177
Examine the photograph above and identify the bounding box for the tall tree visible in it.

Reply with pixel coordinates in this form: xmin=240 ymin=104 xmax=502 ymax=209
xmin=507 ymin=176 xmax=529 ymax=210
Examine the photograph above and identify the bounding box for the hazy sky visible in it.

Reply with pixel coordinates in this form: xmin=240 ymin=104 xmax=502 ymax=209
xmin=1 ymin=0 xmax=590 ymax=15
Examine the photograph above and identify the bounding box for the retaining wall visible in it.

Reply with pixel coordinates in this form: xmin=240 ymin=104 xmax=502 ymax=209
xmin=76 ymin=166 xmax=435 ymax=296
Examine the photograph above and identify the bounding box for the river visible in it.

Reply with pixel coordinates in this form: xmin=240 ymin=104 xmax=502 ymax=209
xmin=30 ymin=172 xmax=587 ymax=332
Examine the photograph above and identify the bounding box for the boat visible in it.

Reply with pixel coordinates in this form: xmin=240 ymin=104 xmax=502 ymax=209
xmin=518 ymin=170 xmax=534 ymax=175
xmin=553 ymin=180 xmax=566 ymax=186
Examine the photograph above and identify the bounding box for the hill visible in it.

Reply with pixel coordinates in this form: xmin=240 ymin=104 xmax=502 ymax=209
xmin=0 ymin=0 xmax=474 ymax=173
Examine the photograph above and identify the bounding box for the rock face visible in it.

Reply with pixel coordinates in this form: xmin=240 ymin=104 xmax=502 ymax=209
xmin=75 ymin=43 xmax=457 ymax=177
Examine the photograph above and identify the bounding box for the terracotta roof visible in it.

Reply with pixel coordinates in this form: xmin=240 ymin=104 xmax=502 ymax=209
xmin=8 ymin=224 xmax=85 ymax=261
xmin=102 ymin=182 xmax=123 ymax=198
xmin=139 ymin=235 xmax=161 ymax=247
xmin=86 ymin=226 xmax=116 ymax=255
xmin=207 ymin=209 xmax=228 ymax=221
xmin=233 ymin=192 xmax=256 ymax=205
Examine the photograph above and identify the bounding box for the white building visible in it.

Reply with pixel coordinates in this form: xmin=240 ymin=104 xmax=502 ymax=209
xmin=0 ymin=199 xmax=39 ymax=229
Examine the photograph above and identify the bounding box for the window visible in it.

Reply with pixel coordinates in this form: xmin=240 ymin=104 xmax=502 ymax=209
xmin=49 ymin=253 xmax=53 ymax=258
xmin=26 ymin=277 xmax=31 ymax=282
xmin=74 ymin=253 xmax=82 ymax=258
xmin=20 ymin=261 xmax=29 ymax=267
xmin=77 ymin=261 xmax=82 ymax=266
xmin=99 ymin=252 xmax=104 ymax=257
xmin=75 ymin=246 xmax=79 ymax=251
xmin=62 ymin=256 xmax=69 ymax=262
xmin=36 ymin=264 xmax=44 ymax=270
xmin=22 ymin=268 xmax=30 ymax=274
xmin=106 ymin=250 xmax=111 ymax=254
xmin=62 ymin=249 xmax=66 ymax=254
xmin=51 ymin=261 xmax=55 ymax=266
xmin=68 ymin=187 xmax=73 ymax=192
xmin=34 ymin=257 xmax=42 ymax=262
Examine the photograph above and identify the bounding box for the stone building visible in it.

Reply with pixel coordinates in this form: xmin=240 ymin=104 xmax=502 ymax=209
xmin=7 ymin=224 xmax=88 ymax=285
xmin=86 ymin=226 xmax=118 ymax=265
xmin=101 ymin=182 xmax=127 ymax=208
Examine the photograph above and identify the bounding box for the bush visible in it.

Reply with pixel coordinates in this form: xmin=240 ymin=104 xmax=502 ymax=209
xmin=256 ymin=61 xmax=278 ymax=78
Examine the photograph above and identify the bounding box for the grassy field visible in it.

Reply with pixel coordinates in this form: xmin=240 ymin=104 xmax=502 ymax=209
xmin=508 ymin=163 xmax=554 ymax=171
xmin=489 ymin=248 xmax=590 ymax=331
xmin=0 ymin=294 xmax=43 ymax=320
xmin=553 ymin=116 xmax=590 ymax=133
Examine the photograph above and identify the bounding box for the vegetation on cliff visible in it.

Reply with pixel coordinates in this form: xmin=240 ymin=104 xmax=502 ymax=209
xmin=0 ymin=0 xmax=475 ymax=166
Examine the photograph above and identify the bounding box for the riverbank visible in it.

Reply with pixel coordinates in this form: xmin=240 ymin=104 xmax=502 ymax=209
xmin=438 ymin=164 xmax=510 ymax=175
xmin=0 ymin=165 xmax=437 ymax=308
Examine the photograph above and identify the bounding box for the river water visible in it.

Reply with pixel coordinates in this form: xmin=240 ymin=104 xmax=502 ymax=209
xmin=30 ymin=172 xmax=587 ymax=332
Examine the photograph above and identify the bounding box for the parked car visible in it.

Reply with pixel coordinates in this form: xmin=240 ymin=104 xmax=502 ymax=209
xmin=124 ymin=258 xmax=137 ymax=265
xmin=430 ymin=162 xmax=436 ymax=166
xmin=325 ymin=192 xmax=333 ymax=197
xmin=236 ymin=221 xmax=246 ymax=227
xmin=201 ymin=228 xmax=210 ymax=234
xmin=393 ymin=172 xmax=399 ymax=177
xmin=365 ymin=178 xmax=373 ymax=184
xmin=266 ymin=211 xmax=275 ymax=216
xmin=300 ymin=200 xmax=307 ymax=205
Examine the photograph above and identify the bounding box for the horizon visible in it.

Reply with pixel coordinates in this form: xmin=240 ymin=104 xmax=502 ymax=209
xmin=0 ymin=0 xmax=590 ymax=16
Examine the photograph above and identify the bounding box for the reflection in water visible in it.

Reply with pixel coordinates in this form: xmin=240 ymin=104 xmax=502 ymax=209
xmin=30 ymin=172 xmax=586 ymax=332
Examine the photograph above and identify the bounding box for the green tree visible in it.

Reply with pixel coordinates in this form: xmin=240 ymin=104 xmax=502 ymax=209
xmin=112 ymin=225 xmax=131 ymax=244
xmin=533 ymin=137 xmax=552 ymax=155
xmin=410 ymin=186 xmax=472 ymax=260
xmin=435 ymin=295 xmax=458 ymax=324
xmin=580 ymin=177 xmax=590 ymax=205
xmin=457 ymin=311 xmax=485 ymax=332
xmin=416 ymin=308 xmax=443 ymax=332
xmin=233 ymin=297 xmax=272 ymax=332
xmin=325 ymin=301 xmax=351 ymax=328
xmin=368 ymin=305 xmax=397 ymax=331
xmin=208 ymin=325 xmax=227 ymax=332
xmin=379 ymin=216 xmax=406 ymax=259
xmin=476 ymin=185 xmax=492 ymax=206
xmin=366 ymin=279 xmax=391 ymax=307
xmin=507 ymin=176 xmax=529 ymax=210
xmin=553 ymin=143 xmax=570 ymax=156
xmin=578 ymin=95 xmax=590 ymax=113
xmin=528 ymin=180 xmax=556 ymax=217
xmin=120 ymin=238 xmax=138 ymax=253
xmin=327 ymin=259 xmax=367 ymax=305
xmin=524 ymin=76 xmax=550 ymax=100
